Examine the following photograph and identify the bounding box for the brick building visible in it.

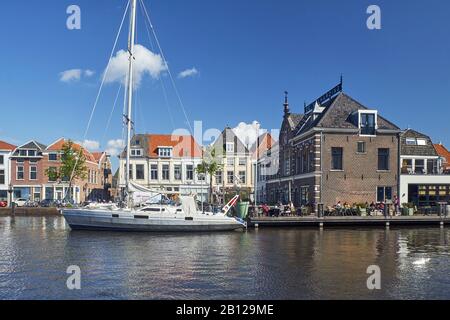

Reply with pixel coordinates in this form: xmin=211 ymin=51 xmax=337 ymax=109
xmin=266 ymin=83 xmax=401 ymax=212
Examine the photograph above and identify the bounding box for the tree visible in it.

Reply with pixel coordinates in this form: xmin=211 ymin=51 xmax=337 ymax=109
xmin=196 ymin=147 xmax=222 ymax=204
xmin=45 ymin=140 xmax=88 ymax=202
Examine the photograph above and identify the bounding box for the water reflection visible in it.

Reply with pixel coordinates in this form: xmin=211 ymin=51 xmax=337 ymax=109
xmin=0 ymin=217 xmax=449 ymax=300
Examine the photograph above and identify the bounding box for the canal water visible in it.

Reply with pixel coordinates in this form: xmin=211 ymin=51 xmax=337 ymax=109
xmin=0 ymin=216 xmax=449 ymax=300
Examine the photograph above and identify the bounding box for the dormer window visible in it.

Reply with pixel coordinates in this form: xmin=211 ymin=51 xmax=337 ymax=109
xmin=158 ymin=147 xmax=173 ymax=158
xmin=131 ymin=149 xmax=143 ymax=157
xmin=359 ymin=110 xmax=377 ymax=136
xmin=28 ymin=150 xmax=36 ymax=157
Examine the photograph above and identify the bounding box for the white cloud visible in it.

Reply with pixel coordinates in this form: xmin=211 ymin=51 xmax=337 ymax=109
xmin=76 ymin=139 xmax=100 ymax=151
xmin=60 ymin=69 xmax=82 ymax=82
xmin=233 ymin=121 xmax=263 ymax=148
xmin=178 ymin=67 xmax=198 ymax=79
xmin=84 ymin=69 xmax=95 ymax=77
xmin=105 ymin=139 xmax=125 ymax=157
xmin=59 ymin=69 xmax=96 ymax=83
xmin=104 ymin=44 xmax=167 ymax=88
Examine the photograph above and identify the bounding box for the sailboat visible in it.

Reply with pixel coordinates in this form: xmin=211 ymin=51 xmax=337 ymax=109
xmin=62 ymin=0 xmax=245 ymax=232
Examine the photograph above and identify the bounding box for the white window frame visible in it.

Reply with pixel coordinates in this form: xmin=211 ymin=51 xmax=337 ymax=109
xmin=358 ymin=110 xmax=378 ymax=137
xmin=226 ymin=142 xmax=234 ymax=153
xmin=17 ymin=166 xmax=24 ymax=180
xmin=30 ymin=166 xmax=37 ymax=180
xmin=158 ymin=147 xmax=173 ymax=158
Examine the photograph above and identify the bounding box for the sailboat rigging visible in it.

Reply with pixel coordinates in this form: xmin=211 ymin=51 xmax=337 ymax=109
xmin=62 ymin=0 xmax=245 ymax=232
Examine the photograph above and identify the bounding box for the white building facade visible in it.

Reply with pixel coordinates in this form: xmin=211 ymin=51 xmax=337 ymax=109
xmin=0 ymin=141 xmax=16 ymax=202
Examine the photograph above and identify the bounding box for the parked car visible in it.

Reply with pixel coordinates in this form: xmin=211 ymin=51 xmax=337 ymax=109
xmin=0 ymin=201 xmax=8 ymax=208
xmin=13 ymin=198 xmax=28 ymax=207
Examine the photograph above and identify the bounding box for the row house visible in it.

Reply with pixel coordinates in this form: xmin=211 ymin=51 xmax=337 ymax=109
xmin=266 ymin=82 xmax=401 ymax=212
xmin=10 ymin=139 xmax=111 ymax=203
xmin=119 ymin=134 xmax=209 ymax=201
xmin=0 ymin=140 xmax=16 ymax=202
xmin=399 ymin=130 xmax=450 ymax=209
xmin=210 ymin=127 xmax=254 ymax=204
xmin=252 ymin=133 xmax=277 ymax=204
xmin=434 ymin=143 xmax=450 ymax=174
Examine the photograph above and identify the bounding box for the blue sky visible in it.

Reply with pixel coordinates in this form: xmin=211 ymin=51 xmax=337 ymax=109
xmin=1 ymin=0 xmax=450 ymax=162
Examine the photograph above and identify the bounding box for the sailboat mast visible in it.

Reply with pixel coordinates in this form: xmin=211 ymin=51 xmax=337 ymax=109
xmin=125 ymin=0 xmax=137 ymax=207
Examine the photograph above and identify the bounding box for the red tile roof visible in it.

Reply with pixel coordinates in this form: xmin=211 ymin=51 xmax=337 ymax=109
xmin=92 ymin=152 xmax=105 ymax=162
xmin=46 ymin=138 xmax=97 ymax=162
xmin=434 ymin=143 xmax=450 ymax=169
xmin=0 ymin=140 xmax=16 ymax=151
xmin=147 ymin=135 xmax=202 ymax=158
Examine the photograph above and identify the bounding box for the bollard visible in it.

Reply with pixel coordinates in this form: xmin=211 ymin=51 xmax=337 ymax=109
xmin=319 ymin=222 xmax=324 ymax=229
xmin=386 ymin=221 xmax=390 ymax=228
xmin=440 ymin=221 xmax=444 ymax=228
xmin=255 ymin=223 xmax=259 ymax=229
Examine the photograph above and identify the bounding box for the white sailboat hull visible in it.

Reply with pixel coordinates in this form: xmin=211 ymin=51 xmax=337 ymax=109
xmin=62 ymin=209 xmax=245 ymax=232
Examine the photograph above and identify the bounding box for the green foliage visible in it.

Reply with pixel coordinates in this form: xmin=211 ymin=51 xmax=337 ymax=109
xmin=196 ymin=147 xmax=223 ymax=204
xmin=45 ymin=140 xmax=88 ymax=189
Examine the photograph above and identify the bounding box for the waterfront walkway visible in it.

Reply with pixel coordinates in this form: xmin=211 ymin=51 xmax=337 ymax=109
xmin=249 ymin=215 xmax=450 ymax=228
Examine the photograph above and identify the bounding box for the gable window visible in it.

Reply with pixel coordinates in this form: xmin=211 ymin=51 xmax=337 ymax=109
xmin=131 ymin=149 xmax=143 ymax=157
xmin=416 ymin=139 xmax=426 ymax=146
xmin=30 ymin=166 xmax=37 ymax=180
xmin=17 ymin=166 xmax=24 ymax=180
xmin=405 ymin=138 xmax=416 ymax=145
xmin=331 ymin=147 xmax=343 ymax=170
xmin=378 ymin=148 xmax=390 ymax=171
xmin=28 ymin=150 xmax=36 ymax=157
xmin=158 ymin=147 xmax=172 ymax=158
xmin=360 ymin=112 xmax=376 ymax=135
xmin=226 ymin=142 xmax=234 ymax=153
xmin=136 ymin=164 xmax=145 ymax=180
xmin=357 ymin=141 xmax=366 ymax=154
xmin=150 ymin=165 xmax=158 ymax=180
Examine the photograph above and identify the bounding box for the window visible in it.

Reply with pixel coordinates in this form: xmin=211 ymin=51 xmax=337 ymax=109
xmin=33 ymin=187 xmax=41 ymax=202
xmin=284 ymin=151 xmax=290 ymax=175
xmin=415 ymin=159 xmax=424 ymax=174
xmin=309 ymin=148 xmax=315 ymax=172
xmin=377 ymin=186 xmax=393 ymax=202
xmin=124 ymin=164 xmax=133 ymax=180
xmin=198 ymin=173 xmax=205 ymax=181
xmin=131 ymin=149 xmax=142 ymax=157
xmin=378 ymin=148 xmax=390 ymax=171
xmin=186 ymin=165 xmax=194 ymax=180
xmin=0 ymin=170 xmax=4 ymax=184
xmin=427 ymin=159 xmax=437 ymax=174
xmin=331 ymin=147 xmax=343 ymax=170
xmin=48 ymin=167 xmax=57 ymax=182
xmin=17 ymin=158 xmax=24 ymax=163
xmin=19 ymin=150 xmax=27 ymax=156
xmin=30 ymin=166 xmax=37 ymax=180
xmin=174 ymin=165 xmax=182 ymax=180
xmin=405 ymin=138 xmax=416 ymax=145
xmin=360 ymin=113 xmax=376 ymax=135
xmin=238 ymin=158 xmax=246 ymax=166
xmin=0 ymin=155 xmax=3 ymax=165
xmin=238 ymin=171 xmax=246 ymax=184
xmin=227 ymin=171 xmax=234 ymax=184
xmin=150 ymin=165 xmax=158 ymax=180
xmin=158 ymin=148 xmax=172 ymax=158
xmin=357 ymin=141 xmax=366 ymax=153
xmin=215 ymin=171 xmax=222 ymax=184
xmin=17 ymin=166 xmax=24 ymax=180
xmin=416 ymin=139 xmax=426 ymax=146
xmin=402 ymin=159 xmax=413 ymax=173
xmin=300 ymin=186 xmax=309 ymax=205
xmin=227 ymin=157 xmax=234 ymax=166
xmin=302 ymin=149 xmax=308 ymax=173
xmin=162 ymin=164 xmax=170 ymax=180
xmin=28 ymin=150 xmax=36 ymax=157
xmin=226 ymin=142 xmax=234 ymax=153
xmin=136 ymin=164 xmax=145 ymax=180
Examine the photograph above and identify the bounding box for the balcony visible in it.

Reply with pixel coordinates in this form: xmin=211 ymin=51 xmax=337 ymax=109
xmin=401 ymin=167 xmax=449 ymax=175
